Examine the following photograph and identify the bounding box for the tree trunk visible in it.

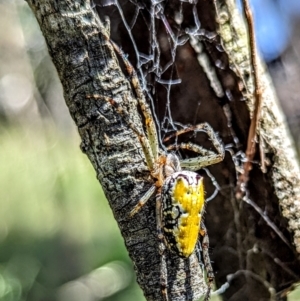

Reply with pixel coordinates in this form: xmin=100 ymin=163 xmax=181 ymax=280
xmin=26 ymin=0 xmax=300 ymax=300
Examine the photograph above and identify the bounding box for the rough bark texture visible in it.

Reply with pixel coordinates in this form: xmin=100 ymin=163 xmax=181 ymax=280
xmin=210 ymin=1 xmax=300 ymax=299
xmin=25 ymin=1 xmax=208 ymax=300
xmin=26 ymin=0 xmax=300 ymax=300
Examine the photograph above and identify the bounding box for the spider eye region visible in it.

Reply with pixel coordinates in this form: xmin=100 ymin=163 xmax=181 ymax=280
xmin=162 ymin=171 xmax=205 ymax=257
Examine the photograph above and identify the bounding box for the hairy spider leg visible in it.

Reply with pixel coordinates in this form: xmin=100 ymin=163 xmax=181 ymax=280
xmin=166 ymin=122 xmax=224 ymax=171
xmin=87 ymin=94 xmax=156 ymax=170
xmin=110 ymin=40 xmax=159 ymax=161
xmin=163 ymin=123 xmax=208 ymax=143
xmin=129 ymin=185 xmax=156 ymax=217
xmin=98 ymin=17 xmax=158 ymax=162
xmin=169 ymin=142 xmax=223 ymax=170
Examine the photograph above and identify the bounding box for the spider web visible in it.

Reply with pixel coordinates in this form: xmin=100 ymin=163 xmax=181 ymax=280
xmin=92 ymin=0 xmax=300 ymax=299
xmin=93 ymin=0 xmax=227 ymax=200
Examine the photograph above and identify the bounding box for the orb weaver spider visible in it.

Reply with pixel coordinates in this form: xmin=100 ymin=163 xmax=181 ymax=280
xmin=94 ymin=34 xmax=225 ymax=301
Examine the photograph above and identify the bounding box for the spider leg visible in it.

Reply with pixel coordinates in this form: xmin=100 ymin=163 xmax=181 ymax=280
xmin=87 ymin=94 xmax=156 ymax=171
xmin=171 ymin=142 xmax=223 ymax=169
xmin=96 ymin=16 xmax=158 ymax=159
xmin=156 ymin=194 xmax=169 ymax=301
xmin=200 ymin=222 xmax=214 ymax=301
xmin=129 ymin=185 xmax=156 ymax=217
xmin=167 ymin=122 xmax=224 ymax=171
xmin=110 ymin=41 xmax=159 ymax=161
xmin=164 ymin=123 xmax=207 ymax=143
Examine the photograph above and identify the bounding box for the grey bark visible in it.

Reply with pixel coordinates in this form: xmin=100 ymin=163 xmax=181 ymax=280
xmin=26 ymin=0 xmax=300 ymax=300
xmin=26 ymin=0 xmax=207 ymax=300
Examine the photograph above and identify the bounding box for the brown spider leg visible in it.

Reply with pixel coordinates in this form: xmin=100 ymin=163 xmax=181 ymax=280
xmin=163 ymin=123 xmax=207 ymax=143
xmin=110 ymin=40 xmax=159 ymax=161
xmin=156 ymin=194 xmax=169 ymax=301
xmin=129 ymin=185 xmax=156 ymax=217
xmin=200 ymin=222 xmax=214 ymax=301
xmin=98 ymin=18 xmax=158 ymax=161
xmin=165 ymin=122 xmax=224 ymax=170
xmin=168 ymin=142 xmax=223 ymax=171
xmin=87 ymin=94 xmax=155 ymax=171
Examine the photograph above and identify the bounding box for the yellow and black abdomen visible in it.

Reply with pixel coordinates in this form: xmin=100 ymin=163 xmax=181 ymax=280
xmin=161 ymin=171 xmax=205 ymax=258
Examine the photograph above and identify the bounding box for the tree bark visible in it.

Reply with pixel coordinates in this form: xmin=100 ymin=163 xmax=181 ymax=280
xmin=25 ymin=1 xmax=207 ymax=300
xmin=26 ymin=0 xmax=300 ymax=300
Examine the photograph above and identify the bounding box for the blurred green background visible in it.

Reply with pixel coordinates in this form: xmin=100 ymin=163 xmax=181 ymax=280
xmin=0 ymin=127 xmax=142 ymax=301
xmin=0 ymin=1 xmax=143 ymax=300
xmin=0 ymin=0 xmax=299 ymax=301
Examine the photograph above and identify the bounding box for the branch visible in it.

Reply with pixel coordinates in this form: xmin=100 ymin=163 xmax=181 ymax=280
xmin=215 ymin=0 xmax=300 ymax=252
xmin=25 ymin=0 xmax=208 ymax=300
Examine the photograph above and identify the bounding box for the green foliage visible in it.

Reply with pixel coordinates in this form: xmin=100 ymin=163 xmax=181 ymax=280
xmin=0 ymin=126 xmax=143 ymax=301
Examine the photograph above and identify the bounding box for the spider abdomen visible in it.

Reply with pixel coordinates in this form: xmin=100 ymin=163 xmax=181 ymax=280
xmin=161 ymin=171 xmax=205 ymax=257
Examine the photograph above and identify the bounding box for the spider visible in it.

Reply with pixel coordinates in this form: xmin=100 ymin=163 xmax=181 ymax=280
xmin=92 ymin=31 xmax=225 ymax=301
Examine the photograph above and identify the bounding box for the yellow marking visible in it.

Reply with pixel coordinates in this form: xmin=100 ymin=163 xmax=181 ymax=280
xmin=173 ymin=176 xmax=204 ymax=257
